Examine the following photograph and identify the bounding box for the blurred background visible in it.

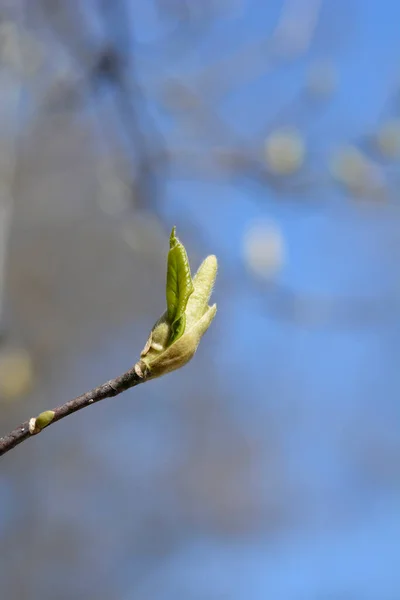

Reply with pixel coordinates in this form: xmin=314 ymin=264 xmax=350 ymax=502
xmin=0 ymin=0 xmax=400 ymax=598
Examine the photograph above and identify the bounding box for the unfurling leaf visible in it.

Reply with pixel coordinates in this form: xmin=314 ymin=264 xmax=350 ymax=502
xmin=136 ymin=228 xmax=217 ymax=381
xmin=166 ymin=226 xmax=194 ymax=344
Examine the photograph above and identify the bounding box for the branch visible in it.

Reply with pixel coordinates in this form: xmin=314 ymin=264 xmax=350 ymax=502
xmin=0 ymin=365 xmax=143 ymax=458
xmin=0 ymin=227 xmax=218 ymax=459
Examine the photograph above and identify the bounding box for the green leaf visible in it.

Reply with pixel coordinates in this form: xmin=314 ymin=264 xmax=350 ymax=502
xmin=166 ymin=227 xmax=194 ymax=344
xmin=172 ymin=313 xmax=186 ymax=342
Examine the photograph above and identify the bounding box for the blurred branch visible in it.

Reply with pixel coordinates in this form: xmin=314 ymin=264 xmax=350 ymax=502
xmin=40 ymin=0 xmax=168 ymax=214
xmin=0 ymin=13 xmax=26 ymax=337
xmin=264 ymin=282 xmax=399 ymax=329
xmin=34 ymin=0 xmax=335 ymax=216
xmin=193 ymin=0 xmax=322 ymax=99
xmin=0 ymin=363 xmax=143 ymax=457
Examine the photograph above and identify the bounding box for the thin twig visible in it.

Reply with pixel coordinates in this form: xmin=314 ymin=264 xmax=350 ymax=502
xmin=0 ymin=365 xmax=143 ymax=458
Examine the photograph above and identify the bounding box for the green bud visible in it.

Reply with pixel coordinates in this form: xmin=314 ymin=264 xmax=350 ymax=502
xmin=29 ymin=410 xmax=55 ymax=435
xmin=35 ymin=410 xmax=55 ymax=431
xmin=135 ymin=229 xmax=217 ymax=380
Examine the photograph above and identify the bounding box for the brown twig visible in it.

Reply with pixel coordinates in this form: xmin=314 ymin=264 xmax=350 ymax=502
xmin=0 ymin=365 xmax=143 ymax=458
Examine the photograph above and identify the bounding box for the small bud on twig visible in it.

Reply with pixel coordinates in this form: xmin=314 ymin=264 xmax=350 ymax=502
xmin=29 ymin=410 xmax=55 ymax=435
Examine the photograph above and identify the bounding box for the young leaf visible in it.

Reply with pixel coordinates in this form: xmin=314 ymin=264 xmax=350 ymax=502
xmin=166 ymin=227 xmax=194 ymax=344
